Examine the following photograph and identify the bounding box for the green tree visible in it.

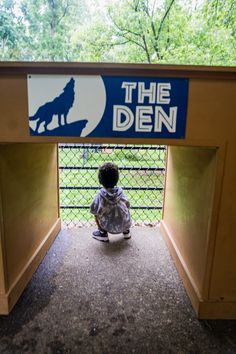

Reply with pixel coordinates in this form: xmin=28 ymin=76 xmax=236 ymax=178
xmin=20 ymin=0 xmax=86 ymax=60
xmin=77 ymin=0 xmax=178 ymax=63
xmin=0 ymin=0 xmax=235 ymax=65
xmin=77 ymin=0 xmax=236 ymax=66
xmin=0 ymin=0 xmax=25 ymax=59
xmin=162 ymin=0 xmax=236 ymax=65
xmin=193 ymin=0 xmax=236 ymax=65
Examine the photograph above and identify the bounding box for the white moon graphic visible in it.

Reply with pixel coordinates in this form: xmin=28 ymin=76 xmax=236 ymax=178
xmin=28 ymin=75 xmax=106 ymax=136
xmin=67 ymin=76 xmax=106 ymax=137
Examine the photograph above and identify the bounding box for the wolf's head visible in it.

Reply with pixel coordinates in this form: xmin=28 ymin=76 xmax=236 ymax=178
xmin=64 ymin=78 xmax=75 ymax=92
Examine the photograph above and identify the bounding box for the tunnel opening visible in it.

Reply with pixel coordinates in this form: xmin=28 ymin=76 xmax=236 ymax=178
xmin=58 ymin=143 xmax=167 ymax=229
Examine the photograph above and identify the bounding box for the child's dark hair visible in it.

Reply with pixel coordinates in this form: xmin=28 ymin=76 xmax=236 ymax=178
xmin=98 ymin=162 xmax=119 ymax=188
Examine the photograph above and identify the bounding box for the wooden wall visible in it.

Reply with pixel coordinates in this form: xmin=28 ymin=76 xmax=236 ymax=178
xmin=161 ymin=147 xmax=217 ymax=309
xmin=161 ymin=77 xmax=236 ymax=318
xmin=0 ymin=143 xmax=60 ymax=314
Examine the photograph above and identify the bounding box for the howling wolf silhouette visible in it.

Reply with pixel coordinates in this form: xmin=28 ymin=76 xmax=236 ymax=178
xmin=29 ymin=78 xmax=75 ymax=132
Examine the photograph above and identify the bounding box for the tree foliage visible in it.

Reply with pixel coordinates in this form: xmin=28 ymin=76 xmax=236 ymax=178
xmin=19 ymin=0 xmax=87 ymax=60
xmin=77 ymin=0 xmax=236 ymax=65
xmin=0 ymin=0 xmax=25 ymax=59
xmin=0 ymin=0 xmax=235 ymax=65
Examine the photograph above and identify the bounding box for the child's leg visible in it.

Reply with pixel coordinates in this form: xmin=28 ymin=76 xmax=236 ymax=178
xmin=94 ymin=215 xmax=107 ymax=233
xmin=93 ymin=216 xmax=109 ymax=242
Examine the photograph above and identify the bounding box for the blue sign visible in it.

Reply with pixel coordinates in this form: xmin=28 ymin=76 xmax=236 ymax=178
xmin=28 ymin=75 xmax=188 ymax=139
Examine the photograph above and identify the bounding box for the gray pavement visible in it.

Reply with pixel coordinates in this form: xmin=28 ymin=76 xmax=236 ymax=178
xmin=0 ymin=226 xmax=236 ymax=354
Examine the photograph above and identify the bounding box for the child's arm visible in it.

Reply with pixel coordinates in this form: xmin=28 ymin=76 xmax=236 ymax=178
xmin=90 ymin=194 xmax=100 ymax=215
xmin=125 ymin=199 xmax=130 ymax=208
xmin=121 ymin=190 xmax=130 ymax=208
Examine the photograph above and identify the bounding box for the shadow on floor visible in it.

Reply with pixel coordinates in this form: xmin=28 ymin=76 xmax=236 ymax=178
xmin=0 ymin=227 xmax=236 ymax=354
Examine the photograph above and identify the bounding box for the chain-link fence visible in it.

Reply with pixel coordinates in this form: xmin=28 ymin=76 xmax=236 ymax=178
xmin=59 ymin=144 xmax=166 ymax=228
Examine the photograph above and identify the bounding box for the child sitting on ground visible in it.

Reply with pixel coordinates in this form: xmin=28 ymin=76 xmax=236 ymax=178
xmin=90 ymin=162 xmax=131 ymax=242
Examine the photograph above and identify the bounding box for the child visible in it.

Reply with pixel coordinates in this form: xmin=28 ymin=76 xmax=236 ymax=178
xmin=90 ymin=162 xmax=131 ymax=242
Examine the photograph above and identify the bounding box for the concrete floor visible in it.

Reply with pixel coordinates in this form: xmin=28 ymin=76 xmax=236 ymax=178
xmin=0 ymin=227 xmax=236 ymax=354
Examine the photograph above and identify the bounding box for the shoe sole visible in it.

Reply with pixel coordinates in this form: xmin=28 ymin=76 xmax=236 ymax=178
xmin=124 ymin=235 xmax=131 ymax=239
xmin=92 ymin=235 xmax=109 ymax=242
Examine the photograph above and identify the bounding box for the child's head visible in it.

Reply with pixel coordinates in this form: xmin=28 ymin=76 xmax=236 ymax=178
xmin=98 ymin=162 xmax=119 ymax=189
